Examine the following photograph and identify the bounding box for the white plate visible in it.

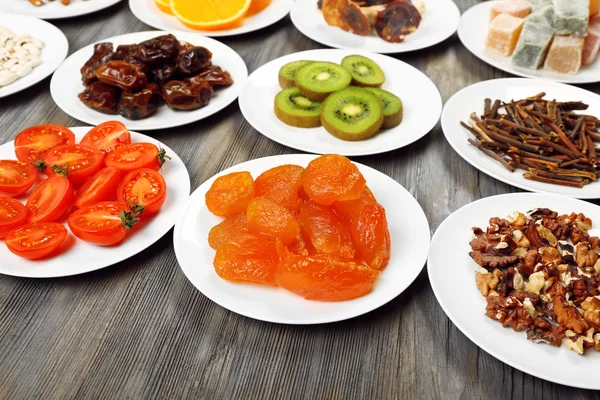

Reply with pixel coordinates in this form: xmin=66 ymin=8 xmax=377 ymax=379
xmin=428 ymin=192 xmax=600 ymax=389
xmin=0 ymin=0 xmax=122 ymax=20
xmin=50 ymin=31 xmax=248 ymax=131
xmin=173 ymin=154 xmax=430 ymax=324
xmin=459 ymin=1 xmax=600 ymax=84
xmin=129 ymin=0 xmax=294 ymax=37
xmin=239 ymin=49 xmax=442 ymax=156
xmin=0 ymin=13 xmax=68 ymax=99
xmin=0 ymin=126 xmax=190 ymax=278
xmin=290 ymin=0 xmax=460 ymax=54
xmin=442 ymin=78 xmax=600 ymax=199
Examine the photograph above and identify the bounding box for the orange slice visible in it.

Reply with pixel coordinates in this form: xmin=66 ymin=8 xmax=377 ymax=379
xmin=171 ymin=0 xmax=251 ymax=31
xmin=155 ymin=0 xmax=173 ymax=15
xmin=247 ymin=0 xmax=271 ymax=16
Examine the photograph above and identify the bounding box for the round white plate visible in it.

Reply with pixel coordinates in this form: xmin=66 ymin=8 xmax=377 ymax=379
xmin=290 ymin=0 xmax=460 ymax=54
xmin=0 ymin=126 xmax=190 ymax=278
xmin=239 ymin=49 xmax=442 ymax=156
xmin=459 ymin=1 xmax=600 ymax=84
xmin=0 ymin=13 xmax=68 ymax=99
xmin=129 ymin=0 xmax=294 ymax=37
xmin=50 ymin=31 xmax=248 ymax=131
xmin=442 ymin=78 xmax=600 ymax=199
xmin=0 ymin=0 xmax=122 ymax=20
xmin=174 ymin=154 xmax=430 ymax=324
xmin=428 ymin=192 xmax=600 ymax=389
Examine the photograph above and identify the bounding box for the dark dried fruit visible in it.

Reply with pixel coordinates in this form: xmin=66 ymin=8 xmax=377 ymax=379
xmin=133 ymin=34 xmax=179 ymax=64
xmin=162 ymin=78 xmax=213 ymax=110
xmin=177 ymin=46 xmax=212 ymax=76
xmin=375 ymin=0 xmax=421 ymax=43
xmin=78 ymin=81 xmax=121 ymax=114
xmin=148 ymin=62 xmax=177 ymax=86
xmin=80 ymin=42 xmax=114 ymax=85
xmin=96 ymin=61 xmax=148 ymax=92
xmin=118 ymin=83 xmax=161 ymax=120
xmin=190 ymin=66 xmax=234 ymax=87
xmin=322 ymin=0 xmax=371 ymax=36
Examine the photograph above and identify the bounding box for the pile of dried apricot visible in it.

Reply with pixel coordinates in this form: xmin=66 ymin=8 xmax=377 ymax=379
xmin=205 ymin=154 xmax=391 ymax=302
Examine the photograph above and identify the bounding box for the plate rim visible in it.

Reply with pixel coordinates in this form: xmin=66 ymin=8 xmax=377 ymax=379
xmin=173 ymin=153 xmax=431 ymax=324
xmin=49 ymin=30 xmax=248 ymax=131
xmin=238 ymin=48 xmax=442 ymax=156
xmin=441 ymin=77 xmax=600 ymax=199
xmin=427 ymin=191 xmax=600 ymax=390
xmin=0 ymin=126 xmax=191 ymax=279
xmin=0 ymin=0 xmax=123 ymax=20
xmin=0 ymin=12 xmax=69 ymax=99
xmin=128 ymin=0 xmax=294 ymax=37
xmin=290 ymin=0 xmax=461 ymax=54
xmin=457 ymin=1 xmax=600 ymax=85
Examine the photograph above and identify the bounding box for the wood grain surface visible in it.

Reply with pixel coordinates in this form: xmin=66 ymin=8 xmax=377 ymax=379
xmin=1 ymin=0 xmax=599 ymax=399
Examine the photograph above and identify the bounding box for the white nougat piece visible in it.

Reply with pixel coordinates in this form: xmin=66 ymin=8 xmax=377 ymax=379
xmin=512 ymin=21 xmax=554 ymax=68
xmin=554 ymin=0 xmax=589 ymax=37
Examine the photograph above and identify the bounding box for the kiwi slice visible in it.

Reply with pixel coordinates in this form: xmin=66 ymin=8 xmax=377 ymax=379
xmin=365 ymin=87 xmax=403 ymax=129
xmin=278 ymin=60 xmax=314 ymax=89
xmin=274 ymin=87 xmax=323 ymax=128
xmin=294 ymin=62 xmax=352 ymax=102
xmin=320 ymin=87 xmax=383 ymax=141
xmin=341 ymin=55 xmax=385 ymax=87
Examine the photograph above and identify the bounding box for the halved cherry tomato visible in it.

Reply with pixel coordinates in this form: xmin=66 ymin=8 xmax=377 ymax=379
xmin=74 ymin=166 xmax=121 ymax=209
xmin=15 ymin=125 xmax=75 ymax=163
xmin=68 ymin=201 xmax=140 ymax=246
xmin=43 ymin=144 xmax=105 ymax=186
xmin=105 ymin=143 xmax=169 ymax=173
xmin=6 ymin=222 xmax=68 ymax=259
xmin=26 ymin=176 xmax=74 ymax=223
xmin=0 ymin=160 xmax=38 ymax=197
xmin=117 ymin=168 xmax=167 ymax=214
xmin=80 ymin=121 xmax=131 ymax=154
xmin=0 ymin=196 xmax=27 ymax=238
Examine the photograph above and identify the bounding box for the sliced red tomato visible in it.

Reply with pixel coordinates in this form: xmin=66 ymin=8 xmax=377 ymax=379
xmin=105 ymin=143 xmax=169 ymax=173
xmin=0 ymin=196 xmax=27 ymax=238
xmin=0 ymin=160 xmax=38 ymax=197
xmin=117 ymin=168 xmax=167 ymax=214
xmin=15 ymin=125 xmax=75 ymax=163
xmin=68 ymin=201 xmax=140 ymax=246
xmin=74 ymin=166 xmax=121 ymax=209
xmin=80 ymin=121 xmax=131 ymax=154
xmin=26 ymin=176 xmax=74 ymax=223
xmin=6 ymin=222 xmax=68 ymax=259
xmin=43 ymin=144 xmax=105 ymax=186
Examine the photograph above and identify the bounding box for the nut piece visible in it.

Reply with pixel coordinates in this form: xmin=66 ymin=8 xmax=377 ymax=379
xmin=575 ymin=243 xmax=599 ymax=269
xmin=512 ymin=229 xmax=530 ymax=248
xmin=539 ymin=247 xmax=561 ymax=264
xmin=536 ymin=224 xmax=558 ymax=247
xmin=508 ymin=212 xmax=527 ymax=229
xmin=565 ymin=330 xmax=585 ymax=355
xmin=475 ymin=268 xmax=502 ymax=297
xmin=581 ymin=296 xmax=600 ymax=328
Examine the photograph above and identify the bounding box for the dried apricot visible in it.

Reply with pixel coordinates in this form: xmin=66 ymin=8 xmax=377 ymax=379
xmin=254 ymin=164 xmax=305 ymax=212
xmin=247 ymin=197 xmax=300 ymax=245
xmin=297 ymin=200 xmax=355 ymax=255
xmin=208 ymin=213 xmax=248 ymax=250
xmin=287 ymin=233 xmax=315 ymax=256
xmin=350 ymin=202 xmax=391 ymax=269
xmin=205 ymin=171 xmax=254 ymax=217
xmin=276 ymin=245 xmax=379 ymax=301
xmin=302 ymin=154 xmax=366 ymax=205
xmin=214 ymin=234 xmax=279 ymax=285
xmin=333 ymin=185 xmax=377 ymax=221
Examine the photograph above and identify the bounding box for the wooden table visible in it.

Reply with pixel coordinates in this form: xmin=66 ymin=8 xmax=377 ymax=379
xmin=1 ymin=1 xmax=599 ymax=398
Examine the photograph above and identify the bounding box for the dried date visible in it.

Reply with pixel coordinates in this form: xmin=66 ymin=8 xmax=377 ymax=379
xmin=177 ymin=46 xmax=212 ymax=76
xmin=162 ymin=78 xmax=213 ymax=111
xmin=118 ymin=83 xmax=161 ymax=120
xmin=78 ymin=81 xmax=121 ymax=114
xmin=96 ymin=61 xmax=148 ymax=92
xmin=134 ymin=34 xmax=179 ymax=64
xmin=190 ymin=66 xmax=234 ymax=87
xmin=80 ymin=42 xmax=114 ymax=85
xmin=375 ymin=0 xmax=421 ymax=43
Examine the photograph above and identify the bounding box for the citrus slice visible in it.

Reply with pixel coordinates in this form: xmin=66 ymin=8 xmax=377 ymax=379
xmin=247 ymin=0 xmax=271 ymax=16
xmin=155 ymin=0 xmax=173 ymax=15
xmin=171 ymin=0 xmax=251 ymax=31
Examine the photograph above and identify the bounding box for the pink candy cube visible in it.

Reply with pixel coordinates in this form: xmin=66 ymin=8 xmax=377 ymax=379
xmin=583 ymin=19 xmax=600 ymax=65
xmin=490 ymin=0 xmax=532 ymax=22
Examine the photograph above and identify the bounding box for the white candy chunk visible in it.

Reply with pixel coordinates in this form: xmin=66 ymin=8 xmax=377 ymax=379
xmin=0 ymin=70 xmax=18 ymax=86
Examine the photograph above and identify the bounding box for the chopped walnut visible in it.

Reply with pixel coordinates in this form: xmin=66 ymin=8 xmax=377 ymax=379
xmin=575 ymin=243 xmax=599 ymax=269
xmin=539 ymin=247 xmax=561 ymax=264
xmin=508 ymin=212 xmax=527 ymax=229
xmin=548 ymin=282 xmax=589 ymax=334
xmin=486 ymin=295 xmax=532 ymax=331
xmin=526 ymin=221 xmax=548 ymax=249
xmin=565 ymin=330 xmax=585 ymax=355
xmin=469 ymin=251 xmax=520 ymax=268
xmin=570 ymin=228 xmax=589 ymax=245
xmin=526 ymin=271 xmax=546 ymax=295
xmin=537 ymin=225 xmax=558 ymax=247
xmin=574 ymin=214 xmax=592 ymax=232
xmin=595 ymin=333 xmax=600 ymax=351
xmin=475 ymin=268 xmax=502 ymax=297
xmin=526 ymin=317 xmax=565 ymax=346
xmin=581 ymin=296 xmax=600 ymax=328
xmin=512 ymin=229 xmax=530 ymax=248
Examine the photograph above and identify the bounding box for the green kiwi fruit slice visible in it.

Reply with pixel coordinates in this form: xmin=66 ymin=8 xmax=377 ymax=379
xmin=364 ymin=87 xmax=403 ymax=129
xmin=294 ymin=62 xmax=352 ymax=102
xmin=320 ymin=87 xmax=383 ymax=141
xmin=341 ymin=55 xmax=385 ymax=88
xmin=278 ymin=60 xmax=314 ymax=89
xmin=274 ymin=87 xmax=323 ymax=128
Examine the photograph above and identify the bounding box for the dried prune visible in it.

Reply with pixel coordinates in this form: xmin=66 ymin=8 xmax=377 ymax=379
xmin=148 ymin=62 xmax=177 ymax=86
xmin=191 ymin=66 xmax=234 ymax=88
xmin=118 ymin=83 xmax=161 ymax=120
xmin=96 ymin=61 xmax=148 ymax=92
xmin=78 ymin=82 xmax=121 ymax=114
xmin=178 ymin=41 xmax=194 ymax=53
xmin=177 ymin=46 xmax=212 ymax=76
xmin=133 ymin=34 xmax=179 ymax=64
xmin=80 ymin=42 xmax=114 ymax=85
xmin=375 ymin=0 xmax=421 ymax=43
xmin=162 ymin=78 xmax=213 ymax=111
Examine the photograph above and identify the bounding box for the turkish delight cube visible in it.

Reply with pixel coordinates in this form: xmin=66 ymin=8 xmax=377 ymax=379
xmin=582 ymin=19 xmax=600 ymax=65
xmin=591 ymin=0 xmax=600 ymax=17
xmin=554 ymin=0 xmax=589 ymax=37
xmin=544 ymin=35 xmax=585 ymax=73
xmin=490 ymin=0 xmax=531 ymax=22
xmin=529 ymin=0 xmax=552 ymax=12
xmin=512 ymin=21 xmax=554 ymax=68
xmin=525 ymin=4 xmax=555 ymax=27
xmin=486 ymin=14 xmax=525 ymax=56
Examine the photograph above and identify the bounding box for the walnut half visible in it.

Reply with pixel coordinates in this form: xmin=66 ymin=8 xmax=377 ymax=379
xmin=581 ymin=296 xmax=600 ymax=328
xmin=475 ymin=268 xmax=502 ymax=297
